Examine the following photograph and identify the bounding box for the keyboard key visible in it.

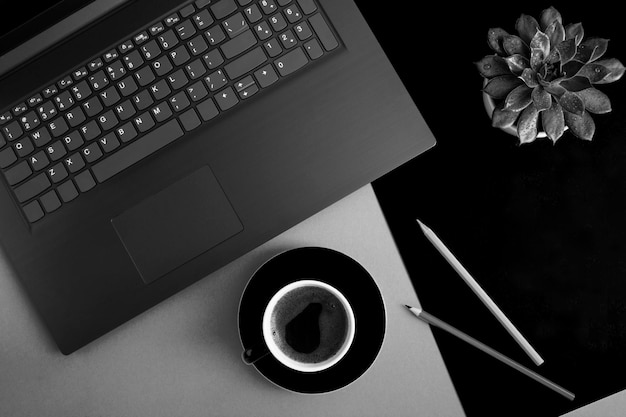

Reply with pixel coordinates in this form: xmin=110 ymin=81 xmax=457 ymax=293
xmin=117 ymin=77 xmax=139 ymax=97
xmin=57 ymin=180 xmax=79 ymax=202
xmin=304 ymin=38 xmax=323 ymax=59
xmin=152 ymin=55 xmax=173 ymax=76
xmin=0 ymin=111 xmax=12 ymax=125
xmin=58 ymin=76 xmax=74 ymax=89
xmin=149 ymin=80 xmax=171 ymax=101
xmin=223 ymin=13 xmax=248 ymax=38
xmin=149 ymin=22 xmax=165 ymax=36
xmin=179 ymin=109 xmax=201 ymax=131
xmin=106 ymin=60 xmax=127 ymax=80
xmin=119 ymin=40 xmax=134 ymax=54
xmin=244 ymin=5 xmax=263 ymax=23
xmin=295 ymin=22 xmax=312 ymax=40
xmin=45 ymin=140 xmax=67 ymax=161
xmin=259 ymin=0 xmax=277 ymax=14
xmin=275 ymin=47 xmax=308 ymax=76
xmin=297 ymin=0 xmax=317 ymax=14
xmin=279 ymin=29 xmax=297 ymax=49
xmin=64 ymin=153 xmax=85 ymax=173
xmin=204 ymin=69 xmax=228 ymax=91
xmin=88 ymin=70 xmax=109 ymax=91
xmin=197 ymin=98 xmax=219 ymax=121
xmin=135 ymin=66 xmax=156 ymax=87
xmin=97 ymin=110 xmax=119 ymax=131
xmin=12 ymin=103 xmax=28 ymax=116
xmin=263 ymin=38 xmax=282 ymax=59
xmin=100 ymin=85 xmax=120 ymax=107
xmin=123 ymin=50 xmax=144 ymax=71
xmin=215 ymin=87 xmax=239 ymax=111
xmin=114 ymin=100 xmax=136 ymax=121
xmin=5 ymin=160 xmax=31 ymax=185
xmin=37 ymin=101 xmax=57 ymax=122
xmin=238 ymin=0 xmax=254 ymax=5
xmin=151 ymin=102 xmax=173 ymax=122
xmin=70 ymin=81 xmax=92 ymax=101
xmin=15 ymin=173 xmax=50 ymax=202
xmin=193 ymin=9 xmax=214 ymax=30
xmin=186 ymin=81 xmax=208 ymax=101
xmin=202 ymin=49 xmax=224 ymax=69
xmin=284 ymin=5 xmax=302 ymax=23
xmin=31 ymin=128 xmax=52 ymax=147
xmin=134 ymin=112 xmax=155 ymax=133
xmin=195 ymin=0 xmax=212 ymax=8
xmin=80 ymin=120 xmax=101 ymax=141
xmin=48 ymin=117 xmax=69 ymax=137
xmin=169 ymin=45 xmax=192 ymax=67
xmin=140 ymin=40 xmax=161 ymax=60
xmin=40 ymin=190 xmax=61 ymax=213
xmin=176 ymin=20 xmax=197 ymax=40
xmin=168 ymin=69 xmax=189 ymax=90
xmin=103 ymin=49 xmax=119 ymax=63
xmin=211 ymin=0 xmax=237 ymax=19
xmin=133 ymin=90 xmax=154 ymax=110
xmin=239 ymin=83 xmax=258 ymax=99
xmin=224 ymin=47 xmax=267 ymax=80
xmin=254 ymin=21 xmax=273 ymax=40
xmin=29 ymin=151 xmax=49 ymax=171
xmin=99 ymin=134 xmax=121 ymax=153
xmin=188 ymin=35 xmax=209 ymax=56
xmin=180 ymin=4 xmax=196 ymax=18
xmin=2 ymin=121 xmax=22 ymax=140
xmin=92 ymin=119 xmax=183 ymax=182
xmin=269 ymin=13 xmax=287 ymax=31
xmin=158 ymin=30 xmax=179 ymax=50
xmin=47 ymin=163 xmax=68 ymax=183
xmin=42 ymin=85 xmax=58 ymax=98
xmin=116 ymin=123 xmax=137 ymax=143
xmin=164 ymin=13 xmax=181 ymax=27
xmin=82 ymin=97 xmax=103 ymax=117
xmin=74 ymin=170 xmax=96 ymax=192
xmin=61 ymin=131 xmax=84 ymax=151
xmin=23 ymin=200 xmax=44 ymax=223
xmin=66 ymin=107 xmax=86 ymax=128
xmin=221 ymin=29 xmax=257 ymax=59
xmin=54 ymin=91 xmax=75 ymax=111
xmin=82 ymin=143 xmax=103 ymax=163
xmin=133 ymin=32 xmax=150 ymax=45
xmin=14 ymin=137 xmax=34 ymax=158
xmin=169 ymin=92 xmax=191 ymax=112
xmin=185 ymin=59 xmax=206 ymax=79
xmin=19 ymin=111 xmax=40 ymax=131
xmin=205 ymin=25 xmax=227 ymax=46
xmin=309 ymin=13 xmax=338 ymax=51
xmin=27 ymin=94 xmax=43 ymax=107
xmin=0 ymin=147 xmax=17 ymax=168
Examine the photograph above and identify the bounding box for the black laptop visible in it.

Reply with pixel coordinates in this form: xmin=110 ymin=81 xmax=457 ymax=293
xmin=0 ymin=0 xmax=435 ymax=354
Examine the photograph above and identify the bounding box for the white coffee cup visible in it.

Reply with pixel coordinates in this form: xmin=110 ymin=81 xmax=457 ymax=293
xmin=260 ymin=280 xmax=356 ymax=373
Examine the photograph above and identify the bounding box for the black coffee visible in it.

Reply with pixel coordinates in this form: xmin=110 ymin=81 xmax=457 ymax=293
xmin=270 ymin=285 xmax=349 ymax=365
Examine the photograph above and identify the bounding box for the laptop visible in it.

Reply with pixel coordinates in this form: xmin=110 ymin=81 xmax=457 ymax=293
xmin=0 ymin=0 xmax=435 ymax=354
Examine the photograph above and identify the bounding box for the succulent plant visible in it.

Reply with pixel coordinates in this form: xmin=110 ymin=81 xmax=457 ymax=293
xmin=476 ymin=6 xmax=625 ymax=144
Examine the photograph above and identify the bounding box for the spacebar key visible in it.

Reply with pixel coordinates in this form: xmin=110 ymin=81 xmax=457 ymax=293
xmin=92 ymin=120 xmax=184 ymax=182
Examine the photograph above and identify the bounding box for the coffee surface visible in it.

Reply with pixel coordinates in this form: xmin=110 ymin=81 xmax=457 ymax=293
xmin=270 ymin=285 xmax=349 ymax=364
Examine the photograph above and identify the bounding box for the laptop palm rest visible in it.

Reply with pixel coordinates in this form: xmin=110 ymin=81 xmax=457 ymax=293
xmin=111 ymin=166 xmax=243 ymax=284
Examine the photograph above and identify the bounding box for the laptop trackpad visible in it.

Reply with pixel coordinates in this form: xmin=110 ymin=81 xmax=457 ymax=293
xmin=111 ymin=166 xmax=243 ymax=284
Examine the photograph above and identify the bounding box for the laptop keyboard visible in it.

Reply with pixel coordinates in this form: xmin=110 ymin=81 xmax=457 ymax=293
xmin=0 ymin=0 xmax=338 ymax=224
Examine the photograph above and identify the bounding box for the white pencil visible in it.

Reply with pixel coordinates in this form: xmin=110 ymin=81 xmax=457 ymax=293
xmin=416 ymin=219 xmax=544 ymax=366
xmin=405 ymin=305 xmax=574 ymax=401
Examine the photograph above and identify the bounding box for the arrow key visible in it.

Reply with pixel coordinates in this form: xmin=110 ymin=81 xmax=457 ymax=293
xmin=254 ymin=64 xmax=278 ymax=88
xmin=238 ymin=84 xmax=258 ymax=99
xmin=215 ymin=87 xmax=239 ymax=111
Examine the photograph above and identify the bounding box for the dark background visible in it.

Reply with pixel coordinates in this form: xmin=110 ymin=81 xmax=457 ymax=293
xmin=356 ymin=1 xmax=626 ymax=416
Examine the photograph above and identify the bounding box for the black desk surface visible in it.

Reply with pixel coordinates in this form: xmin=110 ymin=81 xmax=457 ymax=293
xmin=357 ymin=1 xmax=626 ymax=416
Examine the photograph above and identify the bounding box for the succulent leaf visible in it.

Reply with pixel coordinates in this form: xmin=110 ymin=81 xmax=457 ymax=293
xmin=594 ymin=58 xmax=626 ymax=84
xmin=578 ymin=63 xmax=611 ymax=83
xmin=516 ymin=14 xmax=540 ymax=45
xmin=487 ymin=28 xmax=510 ymax=55
xmin=517 ymin=104 xmax=540 ymax=144
xmin=575 ymin=38 xmax=609 ymax=63
xmin=555 ymin=39 xmax=577 ymax=66
xmin=540 ymin=6 xmax=562 ymax=31
xmin=559 ymin=75 xmax=593 ymax=92
xmin=545 ymin=21 xmax=566 ymax=48
xmin=564 ymin=110 xmax=595 ymax=141
xmin=492 ymin=102 xmax=521 ymax=128
xmin=503 ymin=35 xmax=530 ymax=56
xmin=475 ymin=55 xmax=511 ymax=78
xmin=559 ymin=91 xmax=585 ymax=115
xmin=565 ymin=23 xmax=585 ymax=46
xmin=530 ymin=30 xmax=551 ymax=70
xmin=543 ymin=80 xmax=567 ymax=96
xmin=577 ymin=88 xmax=612 ymax=114
xmin=520 ymin=68 xmax=539 ymax=88
xmin=483 ymin=75 xmax=524 ymax=99
xmin=561 ymin=60 xmax=585 ymax=79
xmin=504 ymin=54 xmax=530 ymax=75
xmin=532 ymin=86 xmax=552 ymax=111
xmin=504 ymin=85 xmax=533 ymax=111
xmin=542 ymin=99 xmax=566 ymax=143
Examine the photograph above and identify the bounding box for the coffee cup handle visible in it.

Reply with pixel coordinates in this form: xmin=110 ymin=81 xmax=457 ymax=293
xmin=242 ymin=344 xmax=270 ymax=365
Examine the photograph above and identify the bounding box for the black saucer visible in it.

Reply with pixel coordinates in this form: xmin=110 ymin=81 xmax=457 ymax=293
xmin=238 ymin=247 xmax=386 ymax=394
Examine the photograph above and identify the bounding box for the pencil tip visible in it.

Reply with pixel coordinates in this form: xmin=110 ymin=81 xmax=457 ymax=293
xmin=404 ymin=304 xmax=411 ymax=309
xmin=416 ymin=219 xmax=427 ymax=232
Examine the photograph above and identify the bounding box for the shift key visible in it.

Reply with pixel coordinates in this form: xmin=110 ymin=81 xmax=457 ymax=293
xmin=224 ymin=47 xmax=267 ymax=80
